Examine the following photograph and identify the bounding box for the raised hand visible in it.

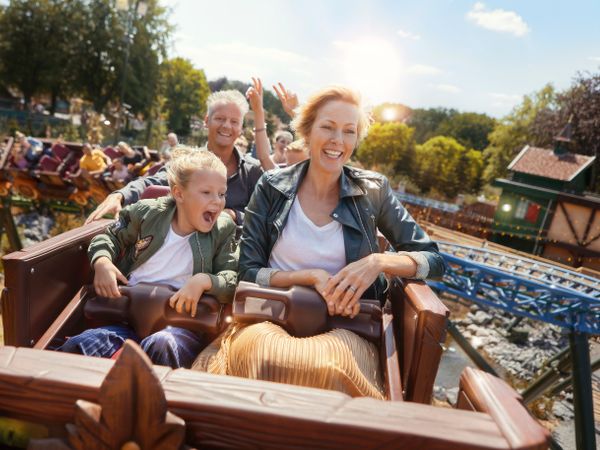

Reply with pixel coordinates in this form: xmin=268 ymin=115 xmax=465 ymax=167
xmin=246 ymin=77 xmax=264 ymax=113
xmin=273 ymin=82 xmax=299 ymax=118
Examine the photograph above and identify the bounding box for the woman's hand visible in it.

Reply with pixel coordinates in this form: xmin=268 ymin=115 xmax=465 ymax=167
xmin=169 ymin=273 xmax=212 ymax=317
xmin=323 ymin=254 xmax=383 ymax=318
xmin=309 ymin=269 xmax=338 ymax=316
xmin=93 ymin=256 xmax=128 ymax=298
xmin=273 ymin=82 xmax=298 ymax=118
xmin=246 ymin=77 xmax=264 ymax=114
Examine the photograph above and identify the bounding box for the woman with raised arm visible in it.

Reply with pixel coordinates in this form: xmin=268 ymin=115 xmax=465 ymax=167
xmin=194 ymin=85 xmax=445 ymax=398
xmin=247 ymin=79 xmax=298 ymax=171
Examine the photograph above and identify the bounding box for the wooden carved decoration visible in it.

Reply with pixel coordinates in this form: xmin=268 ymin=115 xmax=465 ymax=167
xmin=29 ymin=341 xmax=186 ymax=450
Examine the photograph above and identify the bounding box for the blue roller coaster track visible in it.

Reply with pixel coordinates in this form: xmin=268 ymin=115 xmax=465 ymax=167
xmin=429 ymin=241 xmax=600 ymax=335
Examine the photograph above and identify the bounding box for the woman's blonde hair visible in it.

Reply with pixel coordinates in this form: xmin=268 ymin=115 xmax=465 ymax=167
xmin=291 ymin=86 xmax=370 ymax=143
xmin=166 ymin=146 xmax=226 ymax=189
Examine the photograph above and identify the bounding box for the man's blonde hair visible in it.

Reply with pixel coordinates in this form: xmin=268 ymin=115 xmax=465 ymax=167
xmin=166 ymin=146 xmax=227 ymax=189
xmin=207 ymin=90 xmax=249 ymax=118
xmin=291 ymin=86 xmax=370 ymax=143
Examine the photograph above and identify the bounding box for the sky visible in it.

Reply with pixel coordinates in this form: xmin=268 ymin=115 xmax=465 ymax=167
xmin=165 ymin=0 xmax=600 ymax=118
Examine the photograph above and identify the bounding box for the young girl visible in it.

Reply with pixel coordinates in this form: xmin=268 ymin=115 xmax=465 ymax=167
xmin=60 ymin=147 xmax=238 ymax=368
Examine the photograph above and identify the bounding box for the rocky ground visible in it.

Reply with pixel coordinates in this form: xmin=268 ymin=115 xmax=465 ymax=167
xmin=433 ymin=296 xmax=600 ymax=450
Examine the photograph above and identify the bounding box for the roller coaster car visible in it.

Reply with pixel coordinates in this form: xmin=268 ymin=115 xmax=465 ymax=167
xmin=0 ymin=219 xmax=550 ymax=449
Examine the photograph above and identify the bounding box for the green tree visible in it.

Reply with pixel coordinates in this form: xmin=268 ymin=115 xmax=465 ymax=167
xmin=355 ymin=122 xmax=415 ymax=178
xmin=70 ymin=0 xmax=171 ymax=114
xmin=530 ymin=71 xmax=600 ymax=191
xmin=436 ymin=112 xmax=496 ymax=151
xmin=408 ymin=107 xmax=457 ymax=144
xmin=415 ymin=136 xmax=483 ymax=199
xmin=160 ymin=57 xmax=209 ymax=136
xmin=482 ymin=84 xmax=557 ymax=184
xmin=123 ymin=0 xmax=171 ymax=116
xmin=0 ymin=0 xmax=82 ymax=110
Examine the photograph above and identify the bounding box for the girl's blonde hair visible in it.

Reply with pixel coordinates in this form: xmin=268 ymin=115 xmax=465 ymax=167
xmin=291 ymin=86 xmax=370 ymax=144
xmin=166 ymin=146 xmax=226 ymax=189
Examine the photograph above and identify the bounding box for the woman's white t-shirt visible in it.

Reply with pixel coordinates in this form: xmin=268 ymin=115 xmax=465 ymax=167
xmin=269 ymin=198 xmax=345 ymax=275
xmin=128 ymin=225 xmax=194 ymax=289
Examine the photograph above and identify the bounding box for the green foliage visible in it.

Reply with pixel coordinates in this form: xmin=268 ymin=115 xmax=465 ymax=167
xmin=482 ymin=84 xmax=557 ymax=184
xmin=0 ymin=0 xmax=80 ymax=108
xmin=408 ymin=107 xmax=457 ymax=144
xmin=355 ymin=122 xmax=415 ymax=178
xmin=415 ymin=136 xmax=483 ymax=199
xmin=407 ymin=107 xmax=495 ymax=150
xmin=0 ymin=0 xmax=171 ymax=122
xmin=160 ymin=57 xmax=209 ymax=136
xmin=436 ymin=112 xmax=496 ymax=151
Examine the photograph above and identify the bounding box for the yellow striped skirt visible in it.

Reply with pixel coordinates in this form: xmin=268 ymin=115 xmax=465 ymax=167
xmin=192 ymin=322 xmax=384 ymax=399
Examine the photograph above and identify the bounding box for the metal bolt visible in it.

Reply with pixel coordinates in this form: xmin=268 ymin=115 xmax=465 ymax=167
xmin=30 ymin=268 xmax=34 ymax=274
xmin=29 ymin=339 xmax=34 ymax=346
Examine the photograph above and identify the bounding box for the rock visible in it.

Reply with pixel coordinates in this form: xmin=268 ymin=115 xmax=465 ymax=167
xmin=445 ymin=387 xmax=459 ymax=405
xmin=471 ymin=310 xmax=493 ymax=325
xmin=433 ymin=385 xmax=446 ymax=402
xmin=552 ymin=400 xmax=574 ymax=420
xmin=508 ymin=326 xmax=530 ymax=345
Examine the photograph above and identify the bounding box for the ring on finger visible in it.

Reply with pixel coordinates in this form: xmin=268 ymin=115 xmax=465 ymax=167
xmin=347 ymin=285 xmax=357 ymax=293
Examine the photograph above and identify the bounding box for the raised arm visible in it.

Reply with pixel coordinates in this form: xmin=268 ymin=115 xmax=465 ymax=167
xmin=246 ymin=77 xmax=276 ymax=171
xmin=273 ymin=82 xmax=299 ymax=119
xmin=85 ymin=168 xmax=168 ymax=224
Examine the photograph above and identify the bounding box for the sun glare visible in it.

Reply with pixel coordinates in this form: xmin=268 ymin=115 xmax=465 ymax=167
xmin=334 ymin=36 xmax=403 ymax=104
xmin=382 ymin=107 xmax=397 ymax=121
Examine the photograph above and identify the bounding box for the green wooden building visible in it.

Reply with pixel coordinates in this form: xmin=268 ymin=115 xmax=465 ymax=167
xmin=491 ymin=125 xmax=599 ymax=268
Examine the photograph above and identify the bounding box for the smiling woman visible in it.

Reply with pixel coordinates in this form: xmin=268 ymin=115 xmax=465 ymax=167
xmin=193 ymin=85 xmax=445 ymax=398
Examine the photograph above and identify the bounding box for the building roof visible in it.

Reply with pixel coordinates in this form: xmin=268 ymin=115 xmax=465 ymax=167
xmin=507 ymin=145 xmax=595 ymax=182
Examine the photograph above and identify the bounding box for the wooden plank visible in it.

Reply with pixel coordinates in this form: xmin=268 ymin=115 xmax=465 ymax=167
xmin=0 ymin=346 xmax=515 ymax=449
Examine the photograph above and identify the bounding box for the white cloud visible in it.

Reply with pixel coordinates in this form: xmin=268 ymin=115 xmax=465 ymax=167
xmin=588 ymin=56 xmax=600 ymax=62
xmin=176 ymin=41 xmax=314 ymax=82
xmin=397 ymin=29 xmax=421 ymax=41
xmin=434 ymin=84 xmax=461 ymax=93
xmin=407 ymin=64 xmax=443 ymax=76
xmin=466 ymin=2 xmax=530 ymax=37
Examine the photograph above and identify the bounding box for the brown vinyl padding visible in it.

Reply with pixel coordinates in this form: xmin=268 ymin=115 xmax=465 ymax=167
xmin=193 ymin=322 xmax=385 ymax=399
xmin=84 ymin=283 xmax=230 ymax=338
xmin=233 ymin=281 xmax=381 ymax=342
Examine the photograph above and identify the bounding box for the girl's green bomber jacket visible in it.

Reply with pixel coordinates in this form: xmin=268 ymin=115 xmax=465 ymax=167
xmin=88 ymin=196 xmax=239 ymax=303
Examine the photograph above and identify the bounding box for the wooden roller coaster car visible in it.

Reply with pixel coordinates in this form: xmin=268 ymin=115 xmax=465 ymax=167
xmin=0 ymin=221 xmax=550 ymax=449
